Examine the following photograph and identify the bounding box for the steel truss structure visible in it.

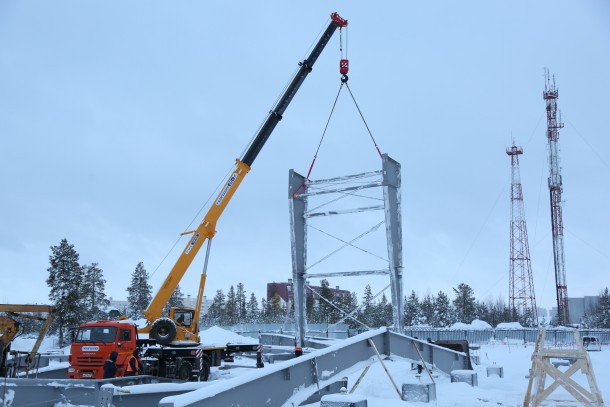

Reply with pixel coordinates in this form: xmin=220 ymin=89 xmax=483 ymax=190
xmin=543 ymin=69 xmax=570 ymax=325
xmin=507 ymin=144 xmax=538 ymax=326
xmin=289 ymin=154 xmax=404 ymax=348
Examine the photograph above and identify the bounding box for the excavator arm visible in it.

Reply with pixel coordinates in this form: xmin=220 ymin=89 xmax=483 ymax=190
xmin=142 ymin=13 xmax=348 ymax=344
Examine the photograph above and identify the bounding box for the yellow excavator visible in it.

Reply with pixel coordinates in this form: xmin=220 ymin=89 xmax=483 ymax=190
xmin=138 ymin=12 xmax=349 ymax=346
xmin=0 ymin=304 xmax=56 ymax=377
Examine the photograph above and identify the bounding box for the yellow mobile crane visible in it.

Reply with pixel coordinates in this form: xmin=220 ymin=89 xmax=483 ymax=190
xmin=0 ymin=304 xmax=56 ymax=377
xmin=139 ymin=12 xmax=349 ymax=346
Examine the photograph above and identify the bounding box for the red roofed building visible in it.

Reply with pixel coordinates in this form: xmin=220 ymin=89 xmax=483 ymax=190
xmin=267 ymin=279 xmax=351 ymax=310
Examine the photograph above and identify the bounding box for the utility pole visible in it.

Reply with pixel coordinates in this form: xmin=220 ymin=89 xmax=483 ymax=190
xmin=543 ymin=68 xmax=570 ymax=325
xmin=507 ymin=144 xmax=538 ymax=327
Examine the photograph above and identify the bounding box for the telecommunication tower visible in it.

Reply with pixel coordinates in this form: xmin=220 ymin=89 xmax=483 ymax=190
xmin=543 ymin=69 xmax=570 ymax=325
xmin=507 ymin=144 xmax=538 ymax=326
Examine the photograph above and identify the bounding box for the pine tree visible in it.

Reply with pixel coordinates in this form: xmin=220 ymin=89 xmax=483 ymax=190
xmin=475 ymin=300 xmax=490 ymax=324
xmin=126 ymin=262 xmax=152 ymax=319
xmin=433 ymin=291 xmax=453 ymax=327
xmin=46 ymin=238 xmax=84 ymax=346
xmin=260 ymin=298 xmax=270 ymax=323
xmin=372 ymin=293 xmax=392 ymax=328
xmin=236 ymin=283 xmax=247 ymax=323
xmin=420 ymin=294 xmax=435 ymax=326
xmin=205 ymin=289 xmax=225 ymax=325
xmin=164 ymin=284 xmax=185 ymax=316
xmin=306 ymin=291 xmax=316 ymax=323
xmin=593 ymin=287 xmax=610 ymax=328
xmin=225 ymin=285 xmax=237 ymax=325
xmin=360 ymin=284 xmax=374 ymax=327
xmin=318 ymin=279 xmax=333 ymax=323
xmin=269 ymin=293 xmax=283 ymax=323
xmin=338 ymin=292 xmax=360 ymax=329
xmin=404 ymin=291 xmax=421 ymax=327
xmin=246 ymin=292 xmax=259 ymax=322
xmin=81 ymin=262 xmax=110 ymax=322
xmin=452 ymin=283 xmax=476 ymax=323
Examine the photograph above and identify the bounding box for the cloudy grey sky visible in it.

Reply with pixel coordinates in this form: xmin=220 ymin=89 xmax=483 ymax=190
xmin=1 ymin=1 xmax=609 ymax=315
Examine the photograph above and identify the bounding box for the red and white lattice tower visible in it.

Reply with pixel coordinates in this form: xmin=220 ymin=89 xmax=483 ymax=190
xmin=507 ymin=144 xmax=538 ymax=327
xmin=543 ymin=69 xmax=570 ymax=325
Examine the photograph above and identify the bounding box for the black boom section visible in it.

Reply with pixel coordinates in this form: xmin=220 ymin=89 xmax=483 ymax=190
xmin=241 ymin=18 xmax=341 ymax=167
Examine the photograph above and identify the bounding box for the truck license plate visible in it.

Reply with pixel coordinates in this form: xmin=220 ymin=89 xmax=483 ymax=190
xmin=83 ymin=373 xmax=92 ymax=378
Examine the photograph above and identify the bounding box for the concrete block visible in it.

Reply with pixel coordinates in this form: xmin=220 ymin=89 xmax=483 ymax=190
xmin=320 ymin=394 xmax=367 ymax=407
xmin=486 ymin=366 xmax=504 ymax=378
xmin=451 ymin=370 xmax=478 ymax=387
xmin=552 ymin=360 xmax=570 ymax=368
xmin=402 ymin=382 xmax=436 ymax=402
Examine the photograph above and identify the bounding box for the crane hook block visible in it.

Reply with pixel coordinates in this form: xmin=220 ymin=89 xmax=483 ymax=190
xmin=331 ymin=12 xmax=348 ymax=28
xmin=340 ymin=59 xmax=349 ymax=75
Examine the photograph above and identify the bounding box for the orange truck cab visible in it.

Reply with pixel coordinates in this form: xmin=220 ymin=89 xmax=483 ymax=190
xmin=68 ymin=321 xmax=139 ymax=379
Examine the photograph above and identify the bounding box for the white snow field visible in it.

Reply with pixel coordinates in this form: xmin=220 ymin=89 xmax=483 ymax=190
xmin=10 ymin=327 xmax=609 ymax=406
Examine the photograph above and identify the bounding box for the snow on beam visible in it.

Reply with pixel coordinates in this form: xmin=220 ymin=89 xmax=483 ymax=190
xmin=159 ymin=328 xmax=470 ymax=407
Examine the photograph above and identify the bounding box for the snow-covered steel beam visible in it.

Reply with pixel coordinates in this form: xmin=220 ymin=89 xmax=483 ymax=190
xmin=305 ymin=269 xmax=390 ymax=278
xmin=305 ymin=205 xmax=384 ymax=218
xmin=0 ymin=376 xmax=177 ymax=407
xmin=159 ymin=328 xmax=469 ymax=407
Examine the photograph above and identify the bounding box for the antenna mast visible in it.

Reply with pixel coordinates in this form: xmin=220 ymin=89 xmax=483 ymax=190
xmin=543 ymin=68 xmax=570 ymax=325
xmin=507 ymin=144 xmax=538 ymax=327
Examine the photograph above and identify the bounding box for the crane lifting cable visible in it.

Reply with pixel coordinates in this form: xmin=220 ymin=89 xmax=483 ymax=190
xmin=295 ymin=24 xmax=383 ymax=197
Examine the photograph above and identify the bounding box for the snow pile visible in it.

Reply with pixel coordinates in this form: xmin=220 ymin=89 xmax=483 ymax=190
xmin=200 ymin=326 xmax=255 ymax=347
xmin=449 ymin=319 xmax=493 ymax=330
xmin=496 ymin=322 xmax=524 ymax=329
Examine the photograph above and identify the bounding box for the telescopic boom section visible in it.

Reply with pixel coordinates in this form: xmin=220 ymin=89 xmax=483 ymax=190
xmin=142 ymin=13 xmax=347 ymax=323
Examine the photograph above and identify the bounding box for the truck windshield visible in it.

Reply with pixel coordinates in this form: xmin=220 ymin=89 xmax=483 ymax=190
xmin=75 ymin=326 xmax=118 ymax=343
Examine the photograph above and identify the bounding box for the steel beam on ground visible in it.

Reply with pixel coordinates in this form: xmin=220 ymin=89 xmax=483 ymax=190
xmin=0 ymin=376 xmax=175 ymax=407
xmin=160 ymin=329 xmax=470 ymax=407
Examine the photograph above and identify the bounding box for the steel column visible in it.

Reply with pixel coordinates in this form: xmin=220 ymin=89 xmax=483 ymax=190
xmin=289 ymin=169 xmax=308 ymax=348
xmin=382 ymin=154 xmax=404 ymax=333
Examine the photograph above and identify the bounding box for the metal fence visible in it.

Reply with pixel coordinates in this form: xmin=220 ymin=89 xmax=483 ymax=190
xmin=404 ymin=328 xmax=610 ymax=345
xmin=203 ymin=323 xmax=351 ymax=341
xmin=205 ymin=324 xmax=610 ymax=345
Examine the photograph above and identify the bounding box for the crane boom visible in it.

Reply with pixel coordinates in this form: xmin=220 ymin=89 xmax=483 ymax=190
xmin=141 ymin=13 xmax=348 ymax=342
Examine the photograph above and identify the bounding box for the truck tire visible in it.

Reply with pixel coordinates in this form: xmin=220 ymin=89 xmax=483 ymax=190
xmin=150 ymin=318 xmax=177 ymax=345
xmin=199 ymin=356 xmax=210 ymax=382
xmin=177 ymin=360 xmax=193 ymax=381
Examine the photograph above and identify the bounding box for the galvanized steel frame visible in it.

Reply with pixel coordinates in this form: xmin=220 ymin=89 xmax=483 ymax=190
xmin=289 ymin=154 xmax=404 ymax=348
xmin=159 ymin=328 xmax=468 ymax=407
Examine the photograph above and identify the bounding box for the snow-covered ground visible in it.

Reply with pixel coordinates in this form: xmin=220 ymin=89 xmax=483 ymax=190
xmin=9 ymin=328 xmax=609 ymax=406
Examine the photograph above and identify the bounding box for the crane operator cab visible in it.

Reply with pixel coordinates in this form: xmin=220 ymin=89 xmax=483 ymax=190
xmin=171 ymin=308 xmax=194 ymax=328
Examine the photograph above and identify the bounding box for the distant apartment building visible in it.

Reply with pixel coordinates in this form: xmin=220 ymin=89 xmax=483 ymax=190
xmin=549 ymin=295 xmax=600 ymax=325
xmin=267 ymin=279 xmax=351 ymax=309
xmin=108 ymin=297 xmax=130 ymax=313
xmin=568 ymin=296 xmax=600 ymax=325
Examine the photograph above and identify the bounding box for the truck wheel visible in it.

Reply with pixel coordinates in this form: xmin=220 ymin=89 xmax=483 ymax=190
xmin=199 ymin=357 xmax=210 ymax=382
xmin=177 ymin=361 xmax=193 ymax=381
xmin=150 ymin=319 xmax=177 ymax=345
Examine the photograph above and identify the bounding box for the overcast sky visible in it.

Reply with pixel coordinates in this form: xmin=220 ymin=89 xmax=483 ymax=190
xmin=1 ymin=1 xmax=609 ymax=316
